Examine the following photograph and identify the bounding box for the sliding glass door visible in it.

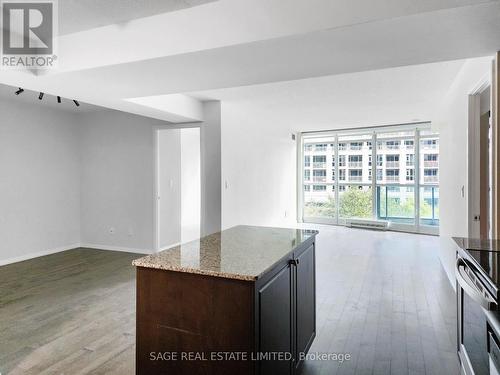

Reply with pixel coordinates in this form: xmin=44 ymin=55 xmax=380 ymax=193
xmin=299 ymin=123 xmax=439 ymax=234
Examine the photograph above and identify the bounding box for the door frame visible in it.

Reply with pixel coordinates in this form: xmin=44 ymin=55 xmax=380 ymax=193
xmin=153 ymin=123 xmax=201 ymax=252
xmin=467 ymin=75 xmax=491 ymax=238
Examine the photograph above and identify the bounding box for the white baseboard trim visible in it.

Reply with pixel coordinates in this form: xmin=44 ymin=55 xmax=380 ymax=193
xmin=0 ymin=243 xmax=80 ymax=266
xmin=158 ymin=242 xmax=181 ymax=252
xmin=80 ymin=243 xmax=153 ymax=255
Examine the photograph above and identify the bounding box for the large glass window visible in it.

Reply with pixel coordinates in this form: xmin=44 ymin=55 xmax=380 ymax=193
xmin=300 ymin=124 xmax=439 ymax=234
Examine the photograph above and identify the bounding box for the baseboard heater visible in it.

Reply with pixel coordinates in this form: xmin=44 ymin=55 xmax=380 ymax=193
xmin=345 ymin=219 xmax=390 ymax=231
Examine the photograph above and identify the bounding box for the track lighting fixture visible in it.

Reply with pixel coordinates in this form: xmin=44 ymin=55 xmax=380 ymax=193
xmin=13 ymin=89 xmax=80 ymax=109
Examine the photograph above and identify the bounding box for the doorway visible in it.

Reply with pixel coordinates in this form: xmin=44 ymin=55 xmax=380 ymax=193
xmin=156 ymin=127 xmax=201 ymax=251
xmin=468 ymin=82 xmax=492 ymax=239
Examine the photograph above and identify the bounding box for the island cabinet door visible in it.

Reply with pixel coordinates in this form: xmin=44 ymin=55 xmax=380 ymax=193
xmin=257 ymin=261 xmax=293 ymax=375
xmin=294 ymin=244 xmax=316 ymax=371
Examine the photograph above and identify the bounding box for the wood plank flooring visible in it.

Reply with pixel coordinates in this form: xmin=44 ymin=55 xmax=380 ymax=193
xmin=0 ymin=226 xmax=459 ymax=374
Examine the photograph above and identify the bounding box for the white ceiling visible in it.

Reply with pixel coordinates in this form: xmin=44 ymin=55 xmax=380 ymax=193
xmin=0 ymin=0 xmax=498 ymax=122
xmin=186 ymin=60 xmax=468 ymax=129
xmin=58 ymin=0 xmax=216 ymax=35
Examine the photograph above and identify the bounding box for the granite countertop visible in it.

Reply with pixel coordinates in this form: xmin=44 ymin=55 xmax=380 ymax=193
xmin=132 ymin=225 xmax=318 ymax=281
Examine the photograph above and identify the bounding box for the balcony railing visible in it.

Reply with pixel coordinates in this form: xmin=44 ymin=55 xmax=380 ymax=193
xmin=424 ymin=161 xmax=438 ymax=168
xmin=421 ymin=144 xmax=437 ymax=150
xmin=313 ymin=176 xmax=326 ymax=182
xmin=313 ymin=162 xmax=326 ymax=168
xmin=349 ymin=176 xmax=362 ymax=182
xmin=386 ymin=161 xmax=400 ymax=168
xmin=386 ymin=175 xmax=399 ymax=182
xmin=348 ymin=162 xmax=362 ymax=168
xmin=424 ymin=176 xmax=438 ymax=183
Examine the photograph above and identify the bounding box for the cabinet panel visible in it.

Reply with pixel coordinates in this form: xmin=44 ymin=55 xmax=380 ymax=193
xmin=258 ymin=264 xmax=292 ymax=375
xmin=295 ymin=244 xmax=316 ymax=367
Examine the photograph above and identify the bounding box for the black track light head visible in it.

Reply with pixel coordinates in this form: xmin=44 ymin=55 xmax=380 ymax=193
xmin=15 ymin=87 xmax=24 ymax=95
xmin=38 ymin=92 xmax=44 ymax=100
xmin=57 ymin=96 xmax=61 ymax=103
xmin=73 ymin=100 xmax=80 ymax=107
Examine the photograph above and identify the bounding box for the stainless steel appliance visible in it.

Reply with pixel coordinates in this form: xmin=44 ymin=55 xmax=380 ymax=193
xmin=455 ymin=237 xmax=500 ymax=375
xmin=488 ymin=325 xmax=500 ymax=375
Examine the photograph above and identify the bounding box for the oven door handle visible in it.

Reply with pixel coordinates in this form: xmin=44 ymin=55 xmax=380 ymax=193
xmin=456 ymin=258 xmax=496 ymax=310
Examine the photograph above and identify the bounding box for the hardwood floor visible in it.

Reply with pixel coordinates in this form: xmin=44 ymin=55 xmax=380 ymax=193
xmin=0 ymin=226 xmax=458 ymax=374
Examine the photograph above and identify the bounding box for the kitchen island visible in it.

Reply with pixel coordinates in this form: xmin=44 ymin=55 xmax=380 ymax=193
xmin=133 ymin=225 xmax=318 ymax=375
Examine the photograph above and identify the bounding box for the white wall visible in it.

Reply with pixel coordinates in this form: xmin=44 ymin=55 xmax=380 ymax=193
xmin=221 ymin=102 xmax=298 ymax=229
xmin=79 ymin=110 xmax=164 ymax=253
xmin=435 ymin=56 xmax=493 ymax=285
xmin=181 ymin=128 xmax=201 ymax=243
xmin=0 ymin=98 xmax=81 ymax=265
xmin=200 ymin=101 xmax=222 ymax=235
xmin=158 ymin=129 xmax=182 ymax=249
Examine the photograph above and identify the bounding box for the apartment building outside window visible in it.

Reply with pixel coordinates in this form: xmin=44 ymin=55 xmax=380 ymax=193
xmin=313 ymin=169 xmax=327 ymax=182
xmin=304 ymin=169 xmax=310 ymax=181
xmin=300 ymin=123 xmax=439 ymax=234
xmin=313 ymin=155 xmax=326 ymax=168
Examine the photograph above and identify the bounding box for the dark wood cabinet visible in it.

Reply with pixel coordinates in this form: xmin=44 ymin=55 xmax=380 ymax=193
xmin=255 ymin=242 xmax=316 ymax=374
xmin=136 ymin=235 xmax=316 ymax=375
xmin=257 ymin=263 xmax=293 ymax=374
xmin=294 ymin=244 xmax=316 ymax=372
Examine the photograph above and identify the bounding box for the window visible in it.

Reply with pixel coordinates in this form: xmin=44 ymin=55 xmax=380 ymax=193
xmin=386 ymin=155 xmax=399 ymax=168
xmin=350 ymin=142 xmax=363 ymax=150
xmin=313 ymin=169 xmax=326 ymax=182
xmin=348 ymin=155 xmax=362 ymax=167
xmin=339 ymin=169 xmax=346 ymax=181
xmin=406 ymin=169 xmax=414 ymax=181
xmin=301 ymin=125 xmax=439 ymax=233
xmin=386 ymin=155 xmax=399 ymax=162
xmin=424 ymin=154 xmax=438 ymax=161
xmin=386 ymin=169 xmax=399 ymax=182
xmin=313 ymin=155 xmax=326 ymax=167
xmin=386 ymin=141 xmax=400 ymax=150
xmin=421 ymin=139 xmax=438 ymax=149
xmin=349 ymin=169 xmax=362 ymax=182
xmin=423 ymin=154 xmax=438 ymax=167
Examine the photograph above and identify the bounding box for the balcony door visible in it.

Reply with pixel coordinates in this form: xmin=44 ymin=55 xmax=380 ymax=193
xmin=299 ymin=123 xmax=439 ymax=234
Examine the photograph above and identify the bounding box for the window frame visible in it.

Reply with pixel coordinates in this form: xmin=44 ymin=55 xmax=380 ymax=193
xmin=298 ymin=122 xmax=439 ymax=235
